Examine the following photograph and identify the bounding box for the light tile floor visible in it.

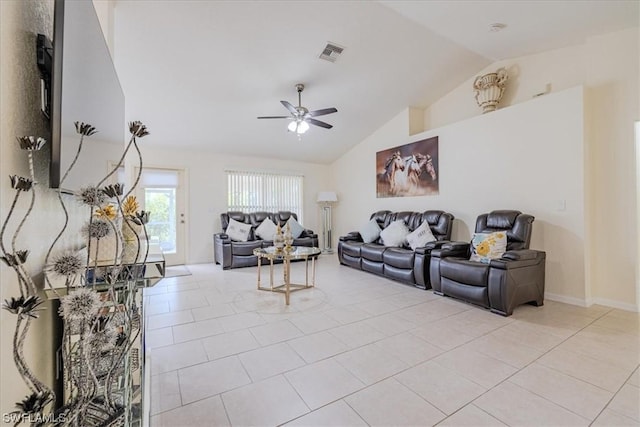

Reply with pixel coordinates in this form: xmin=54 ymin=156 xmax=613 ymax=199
xmin=147 ymin=257 xmax=640 ymax=426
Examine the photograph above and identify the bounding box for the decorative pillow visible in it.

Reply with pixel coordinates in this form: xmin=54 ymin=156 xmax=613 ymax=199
xmin=380 ymin=220 xmax=410 ymax=247
xmin=469 ymin=232 xmax=507 ymax=264
xmin=225 ymin=217 xmax=251 ymax=242
xmin=359 ymin=219 xmax=382 ymax=244
xmin=255 ymin=218 xmax=277 ymax=240
xmin=405 ymin=221 xmax=436 ymax=250
xmin=285 ymin=217 xmax=305 ymax=239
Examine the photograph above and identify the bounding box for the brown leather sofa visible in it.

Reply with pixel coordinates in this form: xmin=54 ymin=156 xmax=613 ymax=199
xmin=214 ymin=211 xmax=318 ymax=269
xmin=338 ymin=210 xmax=454 ymax=289
xmin=429 ymin=210 xmax=546 ymax=316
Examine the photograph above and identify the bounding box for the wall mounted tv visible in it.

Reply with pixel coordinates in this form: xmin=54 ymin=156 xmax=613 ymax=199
xmin=49 ymin=0 xmax=125 ymax=190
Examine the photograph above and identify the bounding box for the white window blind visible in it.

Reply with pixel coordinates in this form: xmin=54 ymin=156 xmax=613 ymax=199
xmin=139 ymin=168 xmax=179 ymax=188
xmin=226 ymin=170 xmax=304 ymax=222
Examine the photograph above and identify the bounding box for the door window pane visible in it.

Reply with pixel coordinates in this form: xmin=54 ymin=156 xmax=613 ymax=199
xmin=145 ymin=188 xmax=176 ymax=253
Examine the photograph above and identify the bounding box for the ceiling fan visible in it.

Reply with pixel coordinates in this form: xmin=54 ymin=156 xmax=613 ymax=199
xmin=257 ymin=83 xmax=337 ymax=134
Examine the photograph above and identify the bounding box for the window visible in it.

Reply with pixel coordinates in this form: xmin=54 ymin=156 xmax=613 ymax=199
xmin=226 ymin=170 xmax=304 ymax=222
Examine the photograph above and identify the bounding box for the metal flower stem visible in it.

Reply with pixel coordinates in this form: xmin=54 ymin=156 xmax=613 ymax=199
xmin=12 ymin=185 xmax=38 ymax=296
xmin=45 ymin=131 xmax=88 ymax=296
xmin=97 ymin=134 xmax=136 ymax=189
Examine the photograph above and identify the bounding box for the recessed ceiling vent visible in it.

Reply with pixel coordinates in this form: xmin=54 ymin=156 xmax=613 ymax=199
xmin=319 ymin=42 xmax=344 ymax=63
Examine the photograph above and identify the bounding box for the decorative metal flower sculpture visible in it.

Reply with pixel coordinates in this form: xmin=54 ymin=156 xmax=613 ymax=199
xmin=59 ymin=288 xmax=101 ymax=321
xmin=74 ymin=121 xmax=98 ymax=136
xmin=0 ymin=250 xmax=29 ymax=266
xmin=82 ymin=219 xmax=112 ymax=240
xmin=102 ymin=183 xmax=125 ymax=198
xmin=9 ymin=175 xmax=34 ymax=191
xmin=128 ymin=120 xmax=149 ymax=138
xmin=46 ymin=252 xmax=84 ymax=277
xmin=76 ymin=186 xmax=108 ymax=207
xmin=17 ymin=136 xmax=46 ymax=151
xmin=2 ymin=295 xmax=44 ymax=319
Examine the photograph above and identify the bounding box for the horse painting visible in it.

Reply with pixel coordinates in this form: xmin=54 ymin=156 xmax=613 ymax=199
xmin=376 ymin=137 xmax=439 ymax=197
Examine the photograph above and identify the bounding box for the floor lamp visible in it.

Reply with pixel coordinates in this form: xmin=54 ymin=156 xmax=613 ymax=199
xmin=317 ymin=191 xmax=338 ymax=253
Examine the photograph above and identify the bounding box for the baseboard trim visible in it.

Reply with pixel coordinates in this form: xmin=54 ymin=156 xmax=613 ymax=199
xmin=545 ymin=292 xmax=589 ymax=307
xmin=545 ymin=292 xmax=640 ymax=312
xmin=587 ymin=297 xmax=639 ymax=313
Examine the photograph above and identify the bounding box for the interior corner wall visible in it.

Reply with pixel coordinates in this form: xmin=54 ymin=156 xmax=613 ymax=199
xmin=0 ymin=0 xmax=85 ymax=416
xmin=331 ymin=88 xmax=587 ymax=305
xmin=136 ymin=146 xmax=331 ymax=265
xmin=420 ymin=27 xmax=639 ymax=311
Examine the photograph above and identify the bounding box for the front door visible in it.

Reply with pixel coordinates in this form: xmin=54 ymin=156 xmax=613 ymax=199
xmin=135 ymin=167 xmax=186 ymax=266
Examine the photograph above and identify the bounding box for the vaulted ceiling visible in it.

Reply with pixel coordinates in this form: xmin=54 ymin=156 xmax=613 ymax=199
xmin=112 ymin=0 xmax=638 ymax=164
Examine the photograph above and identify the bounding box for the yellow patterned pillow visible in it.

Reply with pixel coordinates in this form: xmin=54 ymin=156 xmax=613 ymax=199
xmin=469 ymin=232 xmax=507 ymax=263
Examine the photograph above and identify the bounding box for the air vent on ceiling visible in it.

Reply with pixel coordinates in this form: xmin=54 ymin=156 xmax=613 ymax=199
xmin=319 ymin=42 xmax=344 ymax=62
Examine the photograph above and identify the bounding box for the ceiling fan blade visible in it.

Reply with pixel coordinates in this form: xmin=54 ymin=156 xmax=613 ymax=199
xmin=281 ymin=100 xmax=298 ymax=115
xmin=307 ymin=118 xmax=333 ymax=129
xmin=257 ymin=116 xmax=291 ymax=119
xmin=308 ymin=107 xmax=337 ymax=117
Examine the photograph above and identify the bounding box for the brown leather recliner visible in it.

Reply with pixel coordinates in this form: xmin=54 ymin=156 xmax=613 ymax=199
xmin=429 ymin=210 xmax=545 ymax=316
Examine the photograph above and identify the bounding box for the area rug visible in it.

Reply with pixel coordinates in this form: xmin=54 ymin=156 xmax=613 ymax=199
xmin=164 ymin=265 xmax=192 ymax=278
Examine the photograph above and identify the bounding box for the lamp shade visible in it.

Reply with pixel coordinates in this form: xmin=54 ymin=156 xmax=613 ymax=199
xmin=317 ymin=191 xmax=338 ymax=203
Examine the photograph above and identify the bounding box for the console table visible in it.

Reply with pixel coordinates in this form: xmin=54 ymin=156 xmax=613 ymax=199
xmin=253 ymin=246 xmax=321 ymax=305
xmin=45 ymin=252 xmax=165 ymax=427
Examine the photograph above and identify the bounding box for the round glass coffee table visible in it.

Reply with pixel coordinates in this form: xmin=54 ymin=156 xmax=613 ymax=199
xmin=253 ymin=246 xmax=321 ymax=305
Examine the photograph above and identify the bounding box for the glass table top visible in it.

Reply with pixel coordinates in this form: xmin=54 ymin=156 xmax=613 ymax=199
xmin=254 ymin=246 xmax=321 ymax=260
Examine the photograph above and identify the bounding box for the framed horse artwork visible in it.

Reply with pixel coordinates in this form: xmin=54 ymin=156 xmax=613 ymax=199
xmin=376 ymin=136 xmax=439 ymax=198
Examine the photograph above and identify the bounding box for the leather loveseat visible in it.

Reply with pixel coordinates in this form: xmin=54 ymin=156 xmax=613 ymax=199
xmin=337 ymin=210 xmax=454 ymax=289
xmin=214 ymin=211 xmax=318 ymax=269
xmin=429 ymin=210 xmax=546 ymax=316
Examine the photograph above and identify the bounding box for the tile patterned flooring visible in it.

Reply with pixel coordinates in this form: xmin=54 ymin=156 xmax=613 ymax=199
xmin=146 ymin=257 xmax=640 ymax=426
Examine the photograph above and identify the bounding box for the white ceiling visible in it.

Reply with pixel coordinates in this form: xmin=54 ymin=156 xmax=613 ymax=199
xmin=112 ymin=0 xmax=638 ymax=165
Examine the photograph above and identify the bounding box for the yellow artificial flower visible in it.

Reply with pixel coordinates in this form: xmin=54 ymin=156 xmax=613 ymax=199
xmin=122 ymin=196 xmax=139 ymax=216
xmin=94 ymin=204 xmax=117 ymax=221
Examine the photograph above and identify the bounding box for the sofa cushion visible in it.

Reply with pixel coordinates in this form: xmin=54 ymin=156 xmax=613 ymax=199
xmin=469 ymin=232 xmax=507 ymax=264
xmin=359 ymin=219 xmax=382 ymax=244
xmin=361 ymin=243 xmax=387 ymax=262
xmin=383 ymin=247 xmax=415 ymax=269
xmin=226 ymin=218 xmax=252 ymax=242
xmin=380 ymin=220 xmax=409 ymax=247
xmin=255 ymin=218 xmax=277 ymax=240
xmin=440 ymin=258 xmax=489 ymax=287
xmin=341 ymin=241 xmax=364 ymax=257
xmin=405 ymin=221 xmax=436 ymax=250
xmin=231 ymin=241 xmax=263 ymax=256
xmin=286 ymin=217 xmax=305 ymax=239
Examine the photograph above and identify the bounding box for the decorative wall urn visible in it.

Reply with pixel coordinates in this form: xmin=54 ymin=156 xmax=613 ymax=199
xmin=473 ymin=67 xmax=508 ymax=113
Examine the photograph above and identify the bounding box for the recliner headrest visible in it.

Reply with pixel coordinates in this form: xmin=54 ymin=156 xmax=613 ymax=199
xmin=486 ymin=210 xmax=521 ymax=229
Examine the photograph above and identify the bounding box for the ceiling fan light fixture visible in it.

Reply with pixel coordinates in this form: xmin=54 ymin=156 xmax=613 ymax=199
xmin=288 ymin=120 xmax=309 ymax=134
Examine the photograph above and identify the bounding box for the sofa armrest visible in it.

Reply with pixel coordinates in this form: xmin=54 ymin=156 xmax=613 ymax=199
xmin=490 ymin=250 xmax=546 ymax=269
xmin=214 ymin=233 xmax=231 ymax=243
xmin=431 ymin=241 xmax=470 ymax=259
xmin=300 ymin=229 xmax=317 ymax=239
xmin=339 ymin=231 xmax=362 ymax=242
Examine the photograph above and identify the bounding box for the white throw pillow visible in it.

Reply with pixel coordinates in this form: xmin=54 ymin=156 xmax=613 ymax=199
xmin=255 ymin=218 xmax=277 ymax=240
xmin=405 ymin=221 xmax=436 ymax=250
xmin=225 ymin=217 xmax=251 ymax=242
xmin=286 ymin=217 xmax=305 ymax=239
xmin=469 ymin=232 xmax=507 ymax=263
xmin=359 ymin=219 xmax=382 ymax=244
xmin=379 ymin=220 xmax=410 ymax=247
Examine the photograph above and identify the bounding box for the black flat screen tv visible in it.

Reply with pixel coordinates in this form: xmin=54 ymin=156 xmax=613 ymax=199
xmin=49 ymin=0 xmax=125 ymax=190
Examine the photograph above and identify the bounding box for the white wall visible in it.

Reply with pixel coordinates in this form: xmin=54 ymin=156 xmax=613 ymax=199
xmin=135 ymin=146 xmax=331 ymax=265
xmin=332 ymin=88 xmax=587 ymax=303
xmin=422 ymin=28 xmax=639 ymax=310
xmin=0 ymin=0 xmax=88 ymax=415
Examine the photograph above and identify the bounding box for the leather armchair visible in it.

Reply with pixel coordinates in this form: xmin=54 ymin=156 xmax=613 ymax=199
xmin=430 ymin=210 xmax=545 ymax=316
